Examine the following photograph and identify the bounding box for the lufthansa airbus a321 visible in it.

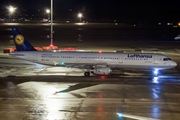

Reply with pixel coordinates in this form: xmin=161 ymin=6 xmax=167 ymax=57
xmin=10 ymin=28 xmax=177 ymax=76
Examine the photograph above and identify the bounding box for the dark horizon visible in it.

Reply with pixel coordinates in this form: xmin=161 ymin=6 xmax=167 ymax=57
xmin=1 ymin=0 xmax=180 ymax=22
xmin=1 ymin=0 xmax=180 ymax=11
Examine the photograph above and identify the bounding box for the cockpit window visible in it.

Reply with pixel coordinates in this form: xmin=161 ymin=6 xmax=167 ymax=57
xmin=163 ymin=58 xmax=171 ymax=61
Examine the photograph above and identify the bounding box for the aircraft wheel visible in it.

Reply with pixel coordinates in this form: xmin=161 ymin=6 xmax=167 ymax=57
xmin=84 ymin=72 xmax=90 ymax=76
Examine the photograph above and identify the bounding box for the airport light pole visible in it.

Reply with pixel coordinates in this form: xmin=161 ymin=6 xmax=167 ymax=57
xmin=9 ymin=6 xmax=16 ymax=20
xmin=50 ymin=0 xmax=53 ymax=50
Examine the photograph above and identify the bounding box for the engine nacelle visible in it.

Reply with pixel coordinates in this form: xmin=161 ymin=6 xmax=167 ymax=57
xmin=92 ymin=67 xmax=112 ymax=75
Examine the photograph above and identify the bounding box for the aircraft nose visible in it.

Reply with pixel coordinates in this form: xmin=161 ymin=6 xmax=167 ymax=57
xmin=172 ymin=61 xmax=177 ymax=67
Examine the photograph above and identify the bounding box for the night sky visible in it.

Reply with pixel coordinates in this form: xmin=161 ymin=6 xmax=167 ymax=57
xmin=1 ymin=0 xmax=180 ymax=11
xmin=1 ymin=0 xmax=180 ymax=21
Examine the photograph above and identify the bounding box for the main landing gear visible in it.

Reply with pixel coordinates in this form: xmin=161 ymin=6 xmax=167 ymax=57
xmin=84 ymin=72 xmax=90 ymax=76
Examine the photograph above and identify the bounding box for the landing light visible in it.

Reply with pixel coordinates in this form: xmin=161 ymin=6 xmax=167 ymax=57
xmin=154 ymin=70 xmax=158 ymax=74
xmin=154 ymin=70 xmax=158 ymax=75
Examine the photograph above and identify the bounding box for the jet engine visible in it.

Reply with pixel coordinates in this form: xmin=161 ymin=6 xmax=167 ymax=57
xmin=92 ymin=67 xmax=112 ymax=75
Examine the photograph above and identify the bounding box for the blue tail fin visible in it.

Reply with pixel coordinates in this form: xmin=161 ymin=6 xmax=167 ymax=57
xmin=11 ymin=28 xmax=37 ymax=51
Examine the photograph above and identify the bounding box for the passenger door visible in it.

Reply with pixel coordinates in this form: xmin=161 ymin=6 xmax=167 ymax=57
xmin=119 ymin=56 xmax=123 ymax=63
xmin=76 ymin=55 xmax=81 ymax=62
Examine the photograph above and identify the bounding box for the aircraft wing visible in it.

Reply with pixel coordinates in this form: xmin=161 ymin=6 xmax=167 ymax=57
xmin=59 ymin=63 xmax=108 ymax=69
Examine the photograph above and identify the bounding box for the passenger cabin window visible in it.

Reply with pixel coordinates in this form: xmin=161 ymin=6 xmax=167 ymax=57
xmin=163 ymin=58 xmax=171 ymax=61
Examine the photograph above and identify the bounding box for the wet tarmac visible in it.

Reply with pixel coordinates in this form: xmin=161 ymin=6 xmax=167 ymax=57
xmin=0 ymin=23 xmax=180 ymax=120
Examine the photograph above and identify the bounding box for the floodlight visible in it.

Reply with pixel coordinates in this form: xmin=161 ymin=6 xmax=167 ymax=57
xmin=46 ymin=9 xmax=50 ymax=13
xmin=9 ymin=6 xmax=16 ymax=13
xmin=78 ymin=13 xmax=82 ymax=18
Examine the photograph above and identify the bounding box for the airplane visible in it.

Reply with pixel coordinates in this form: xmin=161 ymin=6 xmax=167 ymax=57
xmin=174 ymin=34 xmax=180 ymax=40
xmin=9 ymin=28 xmax=177 ymax=76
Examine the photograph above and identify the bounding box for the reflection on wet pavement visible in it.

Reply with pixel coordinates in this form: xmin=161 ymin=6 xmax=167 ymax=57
xmin=0 ymin=75 xmax=179 ymax=119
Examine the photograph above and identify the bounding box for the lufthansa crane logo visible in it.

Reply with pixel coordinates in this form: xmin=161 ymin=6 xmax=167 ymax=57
xmin=15 ymin=34 xmax=24 ymax=45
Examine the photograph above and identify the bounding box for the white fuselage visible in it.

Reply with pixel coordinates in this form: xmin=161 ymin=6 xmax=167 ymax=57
xmin=10 ymin=51 xmax=177 ymax=70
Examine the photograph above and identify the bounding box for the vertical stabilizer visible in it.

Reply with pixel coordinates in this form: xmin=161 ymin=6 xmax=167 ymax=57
xmin=11 ymin=28 xmax=37 ymax=51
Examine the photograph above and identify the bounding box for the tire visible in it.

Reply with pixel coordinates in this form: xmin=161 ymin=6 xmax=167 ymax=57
xmin=84 ymin=72 xmax=90 ymax=76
